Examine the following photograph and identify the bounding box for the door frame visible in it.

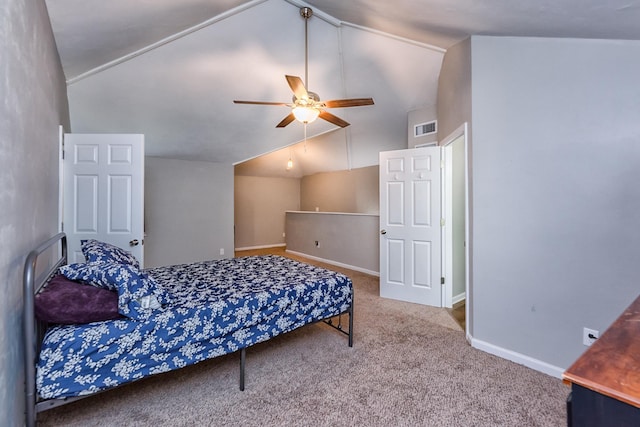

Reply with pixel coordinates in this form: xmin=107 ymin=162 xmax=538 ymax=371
xmin=440 ymin=123 xmax=470 ymax=337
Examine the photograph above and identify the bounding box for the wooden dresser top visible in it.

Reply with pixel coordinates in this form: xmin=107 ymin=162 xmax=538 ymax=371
xmin=563 ymin=295 xmax=640 ymax=407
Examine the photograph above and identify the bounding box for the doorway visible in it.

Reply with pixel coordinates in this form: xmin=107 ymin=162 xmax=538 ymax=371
xmin=441 ymin=123 xmax=470 ymax=336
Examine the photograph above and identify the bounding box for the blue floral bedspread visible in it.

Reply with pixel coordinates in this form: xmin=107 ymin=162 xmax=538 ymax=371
xmin=36 ymin=255 xmax=352 ymax=399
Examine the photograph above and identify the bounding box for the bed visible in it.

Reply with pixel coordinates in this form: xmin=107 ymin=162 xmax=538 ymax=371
xmin=23 ymin=233 xmax=353 ymax=426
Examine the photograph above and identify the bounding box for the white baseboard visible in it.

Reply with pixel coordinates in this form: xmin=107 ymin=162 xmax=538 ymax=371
xmin=469 ymin=336 xmax=565 ymax=379
xmin=452 ymin=292 xmax=466 ymax=305
xmin=285 ymin=250 xmax=380 ymax=277
xmin=235 ymin=243 xmax=286 ymax=251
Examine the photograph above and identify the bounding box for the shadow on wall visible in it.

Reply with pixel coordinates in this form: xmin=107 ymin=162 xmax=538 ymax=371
xmin=234 ymin=165 xmax=379 ymax=251
xmin=300 ymin=166 xmax=379 ymax=214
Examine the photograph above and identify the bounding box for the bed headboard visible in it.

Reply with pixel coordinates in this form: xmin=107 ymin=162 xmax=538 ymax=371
xmin=23 ymin=232 xmax=67 ymax=426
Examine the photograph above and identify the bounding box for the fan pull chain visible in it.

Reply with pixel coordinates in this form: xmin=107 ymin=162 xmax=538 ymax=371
xmin=304 ymin=124 xmax=308 ymax=152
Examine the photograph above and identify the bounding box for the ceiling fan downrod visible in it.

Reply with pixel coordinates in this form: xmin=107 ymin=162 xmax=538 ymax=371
xmin=300 ymin=7 xmax=312 ymax=90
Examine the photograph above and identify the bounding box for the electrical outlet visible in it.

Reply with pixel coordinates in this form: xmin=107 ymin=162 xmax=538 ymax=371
xmin=314 ymin=240 xmax=319 ymax=248
xmin=583 ymin=327 xmax=599 ymax=346
xmin=219 ymin=248 xmax=224 ymax=256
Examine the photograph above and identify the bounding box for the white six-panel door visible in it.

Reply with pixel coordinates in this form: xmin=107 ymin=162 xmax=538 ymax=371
xmin=63 ymin=134 xmax=144 ymax=265
xmin=379 ymin=147 xmax=442 ymax=306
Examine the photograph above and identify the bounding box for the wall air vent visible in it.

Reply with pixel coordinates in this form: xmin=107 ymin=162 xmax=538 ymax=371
xmin=414 ymin=120 xmax=437 ymax=137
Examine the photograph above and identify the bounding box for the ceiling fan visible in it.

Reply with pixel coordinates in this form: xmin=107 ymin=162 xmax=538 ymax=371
xmin=233 ymin=7 xmax=374 ymax=128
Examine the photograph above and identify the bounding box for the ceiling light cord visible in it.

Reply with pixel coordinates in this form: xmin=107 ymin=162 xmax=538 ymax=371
xmin=337 ymin=25 xmax=352 ymax=171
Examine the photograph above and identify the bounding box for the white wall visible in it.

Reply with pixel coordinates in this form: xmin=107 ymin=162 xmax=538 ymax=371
xmin=300 ymin=166 xmax=379 ymax=214
xmin=437 ymin=37 xmax=474 ymax=331
xmin=144 ymin=157 xmax=234 ymax=267
xmin=234 ymin=175 xmax=300 ymax=249
xmin=0 ymin=1 xmax=70 ymax=424
xmin=469 ymin=36 xmax=640 ymax=371
xmin=437 ymin=38 xmax=472 ymax=143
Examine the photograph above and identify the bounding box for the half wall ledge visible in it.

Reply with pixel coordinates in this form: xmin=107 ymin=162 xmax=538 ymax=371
xmin=285 ymin=211 xmax=379 ymax=275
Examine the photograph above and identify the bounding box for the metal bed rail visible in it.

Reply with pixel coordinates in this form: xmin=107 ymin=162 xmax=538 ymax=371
xmin=323 ymin=301 xmax=354 ymax=347
xmin=23 ymin=232 xmax=67 ymax=427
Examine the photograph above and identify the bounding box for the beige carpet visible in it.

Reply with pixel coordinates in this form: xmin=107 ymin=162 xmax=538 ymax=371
xmin=38 ymin=255 xmax=568 ymax=426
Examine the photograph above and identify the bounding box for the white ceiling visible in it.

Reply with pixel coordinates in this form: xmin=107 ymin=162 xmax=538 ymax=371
xmin=45 ymin=0 xmax=640 ymax=177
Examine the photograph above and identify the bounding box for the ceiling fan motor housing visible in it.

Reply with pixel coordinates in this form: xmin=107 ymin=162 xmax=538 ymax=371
xmin=292 ymin=91 xmax=320 ymax=104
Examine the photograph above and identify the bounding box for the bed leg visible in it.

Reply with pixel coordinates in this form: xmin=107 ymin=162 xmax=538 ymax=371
xmin=26 ymin=399 xmax=35 ymax=427
xmin=348 ymin=302 xmax=354 ymax=348
xmin=239 ymin=347 xmax=246 ymax=391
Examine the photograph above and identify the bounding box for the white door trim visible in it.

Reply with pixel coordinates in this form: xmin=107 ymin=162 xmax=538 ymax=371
xmin=441 ymin=143 xmax=453 ymax=308
xmin=440 ymin=123 xmax=470 ymax=339
xmin=58 ymin=125 xmax=64 ymax=233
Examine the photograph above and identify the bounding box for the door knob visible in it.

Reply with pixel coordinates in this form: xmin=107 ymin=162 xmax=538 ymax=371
xmin=380 ymin=229 xmax=387 ymax=235
xmin=129 ymin=239 xmax=139 ymax=246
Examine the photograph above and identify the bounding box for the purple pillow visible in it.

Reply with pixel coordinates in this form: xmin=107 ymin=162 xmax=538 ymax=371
xmin=34 ymin=274 xmax=121 ymax=324
xmin=59 ymin=262 xmax=172 ymax=320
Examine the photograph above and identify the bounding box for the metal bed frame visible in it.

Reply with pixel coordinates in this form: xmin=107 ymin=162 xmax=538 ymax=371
xmin=23 ymin=232 xmax=353 ymax=426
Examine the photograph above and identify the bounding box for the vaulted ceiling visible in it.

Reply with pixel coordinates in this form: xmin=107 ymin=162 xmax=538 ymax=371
xmin=45 ymin=0 xmax=640 ymax=177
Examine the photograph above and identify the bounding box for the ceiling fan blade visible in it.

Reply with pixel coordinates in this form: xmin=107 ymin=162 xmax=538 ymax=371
xmin=323 ymin=98 xmax=375 ymax=108
xmin=285 ymin=75 xmax=309 ymax=100
xmin=276 ymin=113 xmax=296 ymax=128
xmin=319 ymin=110 xmax=350 ymax=128
xmin=233 ymin=100 xmax=290 ymax=106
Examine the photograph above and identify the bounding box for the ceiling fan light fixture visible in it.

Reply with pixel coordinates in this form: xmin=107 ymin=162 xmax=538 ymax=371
xmin=292 ymin=106 xmax=320 ymax=124
xmin=233 ymin=7 xmax=373 ymax=129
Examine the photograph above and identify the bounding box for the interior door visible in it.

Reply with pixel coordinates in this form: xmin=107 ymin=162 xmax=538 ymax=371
xmin=379 ymin=146 xmax=441 ymax=306
xmin=63 ymin=133 xmax=145 ymax=265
